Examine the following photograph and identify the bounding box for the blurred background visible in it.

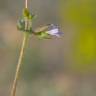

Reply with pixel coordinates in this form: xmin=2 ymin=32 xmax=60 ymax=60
xmin=0 ymin=0 xmax=96 ymax=96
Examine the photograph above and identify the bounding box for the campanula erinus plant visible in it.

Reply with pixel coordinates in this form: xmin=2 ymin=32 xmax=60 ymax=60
xmin=10 ymin=0 xmax=62 ymax=96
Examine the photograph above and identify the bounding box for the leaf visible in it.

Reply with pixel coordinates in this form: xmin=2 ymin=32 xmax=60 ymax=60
xmin=23 ymin=8 xmax=35 ymax=20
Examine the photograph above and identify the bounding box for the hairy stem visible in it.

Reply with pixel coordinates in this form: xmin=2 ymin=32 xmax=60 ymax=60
xmin=11 ymin=33 xmax=30 ymax=96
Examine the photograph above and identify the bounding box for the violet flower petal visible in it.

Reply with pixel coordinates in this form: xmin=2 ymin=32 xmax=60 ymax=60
xmin=46 ymin=24 xmax=61 ymax=37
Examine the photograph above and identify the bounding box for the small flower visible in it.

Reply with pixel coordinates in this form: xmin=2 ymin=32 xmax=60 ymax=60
xmin=46 ymin=24 xmax=61 ymax=37
xmin=34 ymin=24 xmax=62 ymax=39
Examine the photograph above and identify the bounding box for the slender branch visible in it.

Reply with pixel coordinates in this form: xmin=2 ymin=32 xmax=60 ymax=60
xmin=11 ymin=33 xmax=29 ymax=96
xmin=25 ymin=0 xmax=28 ymax=8
xmin=25 ymin=0 xmax=28 ymax=32
xmin=10 ymin=1 xmax=29 ymax=96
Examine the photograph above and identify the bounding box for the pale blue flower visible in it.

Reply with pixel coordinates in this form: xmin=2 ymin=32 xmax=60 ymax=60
xmin=33 ymin=24 xmax=62 ymax=39
xmin=46 ymin=24 xmax=61 ymax=37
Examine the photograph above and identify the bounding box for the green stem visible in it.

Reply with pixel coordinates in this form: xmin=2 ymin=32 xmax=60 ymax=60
xmin=11 ymin=32 xmax=30 ymax=96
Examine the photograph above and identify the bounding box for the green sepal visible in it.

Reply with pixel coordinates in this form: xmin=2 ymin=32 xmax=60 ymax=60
xmin=23 ymin=8 xmax=35 ymax=20
xmin=17 ymin=17 xmax=33 ymax=34
xmin=34 ymin=31 xmax=51 ymax=39
xmin=17 ymin=18 xmax=25 ymax=31
xmin=17 ymin=8 xmax=35 ymax=34
xmin=23 ymin=8 xmax=30 ymax=18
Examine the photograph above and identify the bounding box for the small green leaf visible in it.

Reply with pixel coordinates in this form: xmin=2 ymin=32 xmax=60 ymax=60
xmin=28 ymin=14 xmax=35 ymax=20
xmin=23 ymin=8 xmax=35 ymax=20
xmin=23 ymin=8 xmax=30 ymax=18
xmin=17 ymin=18 xmax=25 ymax=31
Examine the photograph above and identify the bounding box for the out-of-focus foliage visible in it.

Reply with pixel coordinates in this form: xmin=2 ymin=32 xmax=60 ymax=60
xmin=60 ymin=0 xmax=96 ymax=73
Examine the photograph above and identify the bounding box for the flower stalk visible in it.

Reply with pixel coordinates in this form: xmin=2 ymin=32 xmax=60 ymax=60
xmin=11 ymin=33 xmax=30 ymax=96
xmin=10 ymin=1 xmax=29 ymax=96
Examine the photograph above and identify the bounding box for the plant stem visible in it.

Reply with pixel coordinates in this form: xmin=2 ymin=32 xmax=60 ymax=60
xmin=11 ymin=33 xmax=30 ymax=96
xmin=25 ymin=0 xmax=28 ymax=8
